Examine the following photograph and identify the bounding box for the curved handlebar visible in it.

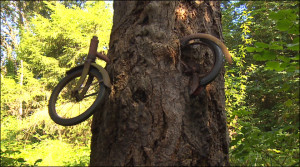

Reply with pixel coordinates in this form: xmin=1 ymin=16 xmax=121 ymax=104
xmin=180 ymin=33 xmax=232 ymax=64
xmin=96 ymin=52 xmax=110 ymax=63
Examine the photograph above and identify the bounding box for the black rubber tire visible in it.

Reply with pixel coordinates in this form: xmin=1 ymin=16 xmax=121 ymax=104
xmin=48 ymin=68 xmax=106 ymax=126
xmin=180 ymin=36 xmax=223 ymax=86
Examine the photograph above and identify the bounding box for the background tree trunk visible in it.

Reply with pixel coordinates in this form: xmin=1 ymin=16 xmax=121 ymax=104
xmin=90 ymin=1 xmax=229 ymax=166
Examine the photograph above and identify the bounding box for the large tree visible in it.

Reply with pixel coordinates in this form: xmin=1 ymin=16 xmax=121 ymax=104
xmin=90 ymin=1 xmax=229 ymax=166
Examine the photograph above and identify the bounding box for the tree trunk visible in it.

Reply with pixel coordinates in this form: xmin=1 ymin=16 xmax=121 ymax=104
xmin=90 ymin=1 xmax=229 ymax=166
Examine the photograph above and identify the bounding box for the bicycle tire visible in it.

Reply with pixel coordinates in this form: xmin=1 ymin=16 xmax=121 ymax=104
xmin=48 ymin=68 xmax=106 ymax=126
xmin=181 ymin=36 xmax=223 ymax=86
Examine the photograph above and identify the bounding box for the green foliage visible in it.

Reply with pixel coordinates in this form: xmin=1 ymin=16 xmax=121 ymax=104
xmin=1 ymin=1 xmax=112 ymax=115
xmin=1 ymin=115 xmax=43 ymax=166
xmin=223 ymin=1 xmax=299 ymax=166
xmin=17 ymin=139 xmax=89 ymax=166
xmin=1 ymin=1 xmax=112 ymax=166
xmin=18 ymin=1 xmax=112 ymax=87
xmin=1 ymin=148 xmax=42 ymax=167
xmin=1 ymin=108 xmax=93 ymax=166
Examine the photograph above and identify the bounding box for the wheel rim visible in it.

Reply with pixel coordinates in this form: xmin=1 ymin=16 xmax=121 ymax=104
xmin=54 ymin=73 xmax=101 ymax=119
xmin=180 ymin=37 xmax=223 ymax=86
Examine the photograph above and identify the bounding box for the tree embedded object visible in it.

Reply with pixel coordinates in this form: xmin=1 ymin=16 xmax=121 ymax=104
xmin=90 ymin=1 xmax=229 ymax=166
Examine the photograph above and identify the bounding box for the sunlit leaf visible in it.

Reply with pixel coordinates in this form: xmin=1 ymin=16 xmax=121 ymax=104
xmin=278 ymin=56 xmax=290 ymax=63
xmin=288 ymin=24 xmax=300 ymax=35
xmin=287 ymin=43 xmax=299 ymax=51
xmin=246 ymin=47 xmax=256 ymax=52
xmin=269 ymin=44 xmax=283 ymax=50
xmin=265 ymin=61 xmax=284 ymax=71
xmin=269 ymin=11 xmax=280 ymax=20
xmin=255 ymin=42 xmax=269 ymax=48
xmin=277 ymin=20 xmax=292 ymax=31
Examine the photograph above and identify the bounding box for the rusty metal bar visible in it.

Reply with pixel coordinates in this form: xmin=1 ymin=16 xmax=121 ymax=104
xmin=73 ymin=36 xmax=99 ymax=94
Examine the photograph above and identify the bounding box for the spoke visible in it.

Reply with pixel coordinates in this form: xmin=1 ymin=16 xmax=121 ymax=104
xmin=58 ymin=103 xmax=74 ymax=118
xmin=79 ymin=102 xmax=80 ymax=116
xmin=67 ymin=104 xmax=76 ymax=116
xmin=56 ymin=92 xmax=77 ymax=118
xmin=56 ymin=101 xmax=72 ymax=111
xmin=54 ymin=74 xmax=102 ymax=119
xmin=88 ymin=82 xmax=99 ymax=88
xmin=83 ymin=92 xmax=99 ymax=98
xmin=83 ymin=103 xmax=88 ymax=109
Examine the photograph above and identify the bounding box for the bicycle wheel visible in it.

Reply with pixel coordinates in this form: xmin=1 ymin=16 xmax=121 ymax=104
xmin=49 ymin=68 xmax=106 ymax=126
xmin=181 ymin=36 xmax=223 ymax=86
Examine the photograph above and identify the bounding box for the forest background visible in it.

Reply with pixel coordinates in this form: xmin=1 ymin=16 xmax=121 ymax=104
xmin=0 ymin=1 xmax=298 ymax=166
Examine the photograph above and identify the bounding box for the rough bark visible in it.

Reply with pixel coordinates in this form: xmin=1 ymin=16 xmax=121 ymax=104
xmin=90 ymin=1 xmax=229 ymax=166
